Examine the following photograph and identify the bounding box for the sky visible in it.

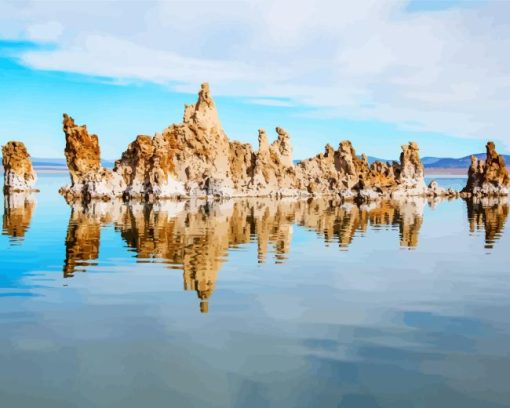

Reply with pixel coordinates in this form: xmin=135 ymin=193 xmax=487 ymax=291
xmin=1 ymin=0 xmax=509 ymax=161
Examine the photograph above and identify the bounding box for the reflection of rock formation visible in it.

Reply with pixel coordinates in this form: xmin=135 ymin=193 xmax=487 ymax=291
xmin=397 ymin=199 xmax=424 ymax=248
xmin=462 ymin=142 xmax=509 ymax=197
xmin=60 ymin=83 xmax=448 ymax=201
xmin=60 ymin=198 xmax=461 ymax=310
xmin=2 ymin=141 xmax=37 ymax=193
xmin=63 ymin=202 xmax=118 ymax=277
xmin=465 ymin=197 xmax=509 ymax=249
xmin=2 ymin=193 xmax=36 ymax=243
xmin=296 ymin=198 xmax=422 ymax=249
xmin=62 ymin=199 xmax=295 ymax=312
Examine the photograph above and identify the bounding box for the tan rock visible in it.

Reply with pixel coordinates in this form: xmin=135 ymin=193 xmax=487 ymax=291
xmin=391 ymin=142 xmax=427 ymax=198
xmin=58 ymin=83 xmax=447 ymax=201
xmin=462 ymin=142 xmax=509 ymax=196
xmin=249 ymin=128 xmax=299 ymax=196
xmin=60 ymin=114 xmax=126 ymax=201
xmin=2 ymin=141 xmax=37 ymax=193
xmin=114 ymin=132 xmax=182 ymax=198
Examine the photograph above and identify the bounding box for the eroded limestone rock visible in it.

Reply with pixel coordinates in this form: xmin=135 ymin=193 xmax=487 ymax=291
xmin=391 ymin=142 xmax=426 ymax=198
xmin=462 ymin=142 xmax=509 ymax=197
xmin=2 ymin=141 xmax=37 ymax=193
xmin=60 ymin=114 xmax=126 ymax=201
xmin=59 ymin=83 xmax=456 ymax=201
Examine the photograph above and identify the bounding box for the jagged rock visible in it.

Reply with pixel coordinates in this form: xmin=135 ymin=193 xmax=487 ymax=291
xmin=391 ymin=142 xmax=427 ymax=198
xmin=114 ymin=132 xmax=184 ymax=199
xmin=60 ymin=114 xmax=126 ymax=200
xmin=249 ymin=128 xmax=299 ymax=196
xmin=228 ymin=140 xmax=256 ymax=192
xmin=170 ymin=82 xmax=234 ymax=196
xmin=294 ymin=143 xmax=338 ymax=194
xmin=2 ymin=141 xmax=37 ymax=193
xmin=58 ymin=82 xmax=456 ymax=201
xmin=357 ymin=160 xmax=400 ymax=199
xmin=461 ymin=142 xmax=509 ymax=196
xmin=427 ymin=179 xmax=446 ymax=197
xmin=297 ymin=140 xmax=377 ymax=197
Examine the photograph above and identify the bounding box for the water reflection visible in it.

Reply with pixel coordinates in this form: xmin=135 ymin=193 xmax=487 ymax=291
xmin=2 ymin=193 xmax=36 ymax=244
xmin=60 ymin=198 xmax=441 ymax=311
xmin=63 ymin=203 xmax=109 ymax=276
xmin=295 ymin=199 xmax=424 ymax=249
xmin=2 ymin=194 xmax=507 ymax=309
xmin=465 ymin=197 xmax=509 ymax=249
xmin=63 ymin=200 xmax=296 ymax=312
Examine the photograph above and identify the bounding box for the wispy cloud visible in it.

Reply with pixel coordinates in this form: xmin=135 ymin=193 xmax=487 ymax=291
xmin=1 ymin=0 xmax=510 ymax=149
xmin=245 ymin=98 xmax=295 ymax=108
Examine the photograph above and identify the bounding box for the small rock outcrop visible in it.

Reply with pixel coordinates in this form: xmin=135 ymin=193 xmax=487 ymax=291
xmin=462 ymin=142 xmax=509 ymax=196
xmin=59 ymin=82 xmax=455 ymax=201
xmin=2 ymin=141 xmax=37 ymax=193
xmin=427 ymin=180 xmax=458 ymax=198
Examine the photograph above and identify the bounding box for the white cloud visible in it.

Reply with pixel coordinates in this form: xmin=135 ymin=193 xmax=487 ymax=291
xmin=245 ymin=98 xmax=294 ymax=108
xmin=26 ymin=21 xmax=63 ymax=42
xmin=2 ymin=0 xmax=510 ymax=149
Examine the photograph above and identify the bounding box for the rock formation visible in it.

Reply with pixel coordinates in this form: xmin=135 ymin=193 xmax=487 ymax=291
xmin=60 ymin=114 xmax=126 ymax=200
xmin=462 ymin=142 xmax=509 ymax=196
xmin=391 ymin=142 xmax=426 ymax=198
xmin=295 ymin=139 xmax=433 ymax=200
xmin=427 ymin=180 xmax=458 ymax=198
xmin=2 ymin=141 xmax=37 ymax=193
xmin=59 ymin=82 xmax=452 ymax=201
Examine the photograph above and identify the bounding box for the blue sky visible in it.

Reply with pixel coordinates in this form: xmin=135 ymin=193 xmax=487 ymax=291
xmin=1 ymin=0 xmax=508 ymax=160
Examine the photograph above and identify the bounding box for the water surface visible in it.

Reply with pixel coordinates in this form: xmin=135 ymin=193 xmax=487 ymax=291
xmin=1 ymin=175 xmax=509 ymax=407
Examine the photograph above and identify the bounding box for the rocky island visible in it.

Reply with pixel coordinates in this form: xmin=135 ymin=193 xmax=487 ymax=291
xmin=59 ymin=83 xmax=463 ymax=202
xmin=0 ymin=83 xmax=502 ymax=201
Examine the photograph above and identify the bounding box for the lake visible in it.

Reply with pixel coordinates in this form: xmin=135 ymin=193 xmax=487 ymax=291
xmin=1 ymin=174 xmax=509 ymax=407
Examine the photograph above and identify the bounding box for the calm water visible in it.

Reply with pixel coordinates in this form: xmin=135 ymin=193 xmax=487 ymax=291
xmin=1 ymin=175 xmax=509 ymax=407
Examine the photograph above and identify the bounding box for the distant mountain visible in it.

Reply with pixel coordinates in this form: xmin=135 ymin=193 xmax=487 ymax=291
xmin=422 ymin=153 xmax=510 ymax=168
xmin=421 ymin=157 xmax=441 ymax=166
xmin=367 ymin=153 xmax=510 ymax=168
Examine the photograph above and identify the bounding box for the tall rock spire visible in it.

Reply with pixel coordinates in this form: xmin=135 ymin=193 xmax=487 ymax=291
xmin=183 ymin=82 xmax=222 ymax=132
